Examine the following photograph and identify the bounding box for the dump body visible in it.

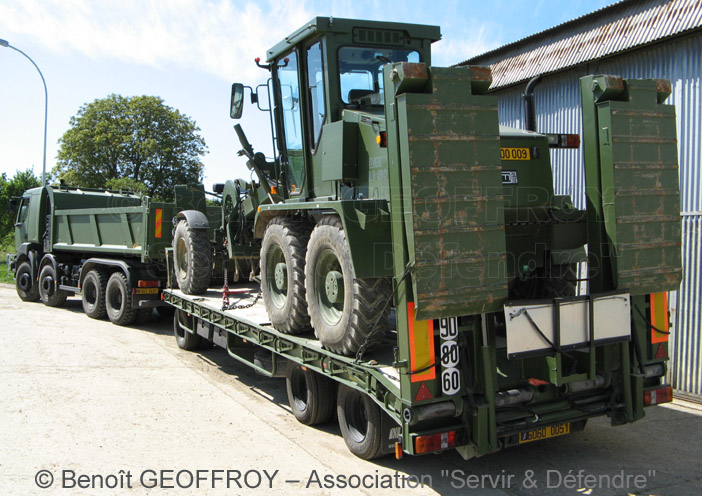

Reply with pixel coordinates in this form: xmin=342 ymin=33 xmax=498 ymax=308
xmin=15 ymin=186 xmax=175 ymax=262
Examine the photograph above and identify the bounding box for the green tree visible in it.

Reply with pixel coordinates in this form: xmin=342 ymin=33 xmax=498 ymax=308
xmin=53 ymin=94 xmax=207 ymax=201
xmin=0 ymin=169 xmax=41 ymax=247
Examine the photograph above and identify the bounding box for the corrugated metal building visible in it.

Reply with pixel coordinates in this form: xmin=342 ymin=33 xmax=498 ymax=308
xmin=457 ymin=0 xmax=702 ymax=398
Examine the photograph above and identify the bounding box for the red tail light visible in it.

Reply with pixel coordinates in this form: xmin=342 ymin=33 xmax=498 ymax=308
xmin=547 ymin=133 xmax=580 ymax=148
xmin=644 ymin=385 xmax=673 ymax=406
xmin=137 ymin=280 xmax=160 ymax=288
xmin=414 ymin=430 xmax=457 ymax=454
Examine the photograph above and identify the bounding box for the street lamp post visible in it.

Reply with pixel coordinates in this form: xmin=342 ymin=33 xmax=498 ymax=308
xmin=1 ymin=38 xmax=48 ymax=187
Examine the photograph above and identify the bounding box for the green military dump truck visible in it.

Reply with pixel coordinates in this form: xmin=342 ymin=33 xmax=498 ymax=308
xmin=166 ymin=17 xmax=682 ymax=460
xmin=164 ymin=17 xmax=681 ymax=458
xmin=10 ymin=183 xmax=218 ymax=325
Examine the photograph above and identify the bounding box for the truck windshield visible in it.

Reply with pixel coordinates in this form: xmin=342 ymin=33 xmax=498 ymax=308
xmin=339 ymin=47 xmax=419 ymax=105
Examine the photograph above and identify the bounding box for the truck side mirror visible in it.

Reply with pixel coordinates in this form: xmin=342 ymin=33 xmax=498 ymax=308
xmin=230 ymin=83 xmax=245 ymax=119
xmin=8 ymin=197 xmax=20 ymax=216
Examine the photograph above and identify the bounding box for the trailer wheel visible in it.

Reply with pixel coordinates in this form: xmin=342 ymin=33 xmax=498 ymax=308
xmin=305 ymin=217 xmax=391 ymax=355
xmin=260 ymin=217 xmax=311 ymax=334
xmin=38 ymin=264 xmax=67 ymax=307
xmin=286 ymin=365 xmax=335 ymax=425
xmin=81 ymin=269 xmax=108 ymax=319
xmin=173 ymin=219 xmax=211 ymax=295
xmin=105 ymin=272 xmax=138 ymax=326
xmin=337 ymin=384 xmax=385 ymax=459
xmin=173 ymin=310 xmax=201 ymax=350
xmin=15 ymin=261 xmax=40 ymax=302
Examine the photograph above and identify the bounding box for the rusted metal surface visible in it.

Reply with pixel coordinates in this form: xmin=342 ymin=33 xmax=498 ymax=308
xmin=397 ymin=67 xmax=508 ymax=320
xmin=457 ymin=0 xmax=702 ymax=90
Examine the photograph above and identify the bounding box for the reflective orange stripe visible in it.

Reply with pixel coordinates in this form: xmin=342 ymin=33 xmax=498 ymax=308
xmin=155 ymin=208 xmax=163 ymax=238
xmin=407 ymin=302 xmax=436 ymax=382
xmin=650 ymin=292 xmax=669 ymax=343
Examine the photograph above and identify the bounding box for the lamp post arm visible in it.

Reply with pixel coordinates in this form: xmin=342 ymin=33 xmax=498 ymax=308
xmin=1 ymin=41 xmax=48 ymax=187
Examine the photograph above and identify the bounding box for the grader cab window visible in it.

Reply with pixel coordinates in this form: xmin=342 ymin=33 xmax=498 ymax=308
xmin=278 ymin=50 xmax=305 ymax=194
xmin=338 ymin=47 xmax=419 ymax=105
xmin=306 ymin=42 xmax=326 ymax=148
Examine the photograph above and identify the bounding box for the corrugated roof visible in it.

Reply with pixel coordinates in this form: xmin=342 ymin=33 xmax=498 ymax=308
xmin=457 ymin=0 xmax=702 ymax=89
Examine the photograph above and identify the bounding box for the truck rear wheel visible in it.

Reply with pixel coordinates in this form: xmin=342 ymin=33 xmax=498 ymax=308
xmin=173 ymin=309 xmax=202 ymax=350
xmin=38 ymin=264 xmax=67 ymax=307
xmin=286 ymin=365 xmax=335 ymax=426
xmin=81 ymin=269 xmax=108 ymax=319
xmin=105 ymin=272 xmax=138 ymax=326
xmin=337 ymin=384 xmax=385 ymax=460
xmin=173 ymin=220 xmax=211 ymax=295
xmin=305 ymin=217 xmax=391 ymax=356
xmin=260 ymin=217 xmax=311 ymax=334
xmin=16 ymin=261 xmax=39 ymax=302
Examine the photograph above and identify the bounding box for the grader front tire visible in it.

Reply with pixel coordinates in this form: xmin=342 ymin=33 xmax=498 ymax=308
xmin=173 ymin=219 xmax=211 ymax=295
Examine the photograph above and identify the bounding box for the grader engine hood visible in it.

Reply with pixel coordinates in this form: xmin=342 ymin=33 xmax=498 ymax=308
xmin=383 ymin=63 xmax=508 ymax=320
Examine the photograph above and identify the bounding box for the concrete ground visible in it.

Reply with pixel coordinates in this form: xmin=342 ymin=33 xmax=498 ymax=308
xmin=1 ymin=284 xmax=701 ymax=496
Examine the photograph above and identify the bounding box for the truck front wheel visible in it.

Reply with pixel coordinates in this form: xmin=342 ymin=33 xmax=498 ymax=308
xmin=286 ymin=365 xmax=335 ymax=426
xmin=81 ymin=269 xmax=108 ymax=319
xmin=105 ymin=272 xmax=137 ymax=326
xmin=38 ymin=264 xmax=67 ymax=307
xmin=15 ymin=261 xmax=39 ymax=302
xmin=305 ymin=216 xmax=391 ymax=356
xmin=173 ymin=220 xmax=211 ymax=295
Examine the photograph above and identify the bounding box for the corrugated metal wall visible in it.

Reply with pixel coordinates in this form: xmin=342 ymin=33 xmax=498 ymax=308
xmin=491 ymin=33 xmax=702 ymax=397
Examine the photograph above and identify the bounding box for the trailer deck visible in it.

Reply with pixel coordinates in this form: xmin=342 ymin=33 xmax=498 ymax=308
xmin=163 ymin=284 xmax=404 ymax=421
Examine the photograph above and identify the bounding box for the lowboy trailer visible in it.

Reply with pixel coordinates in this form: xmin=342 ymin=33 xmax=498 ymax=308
xmin=162 ymin=17 xmax=681 ymax=461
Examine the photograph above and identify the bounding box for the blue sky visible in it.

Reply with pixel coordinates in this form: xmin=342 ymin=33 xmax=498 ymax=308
xmin=0 ymin=0 xmax=618 ymax=187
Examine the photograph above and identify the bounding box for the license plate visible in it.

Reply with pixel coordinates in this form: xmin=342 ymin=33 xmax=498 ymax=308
xmin=500 ymin=147 xmax=531 ymax=160
xmin=134 ymin=288 xmax=159 ymax=295
xmin=518 ymin=423 xmax=571 ymax=444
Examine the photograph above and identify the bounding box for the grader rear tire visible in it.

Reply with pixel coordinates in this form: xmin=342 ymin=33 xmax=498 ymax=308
xmin=305 ymin=217 xmax=391 ymax=356
xmin=260 ymin=217 xmax=312 ymax=334
xmin=173 ymin=219 xmax=211 ymax=295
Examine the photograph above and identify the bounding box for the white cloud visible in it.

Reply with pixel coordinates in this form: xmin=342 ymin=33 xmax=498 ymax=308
xmin=0 ymin=0 xmax=314 ymax=82
xmin=432 ymin=20 xmax=502 ymax=67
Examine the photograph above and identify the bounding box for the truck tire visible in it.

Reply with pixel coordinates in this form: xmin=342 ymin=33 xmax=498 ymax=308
xmin=81 ymin=269 xmax=108 ymax=319
xmin=286 ymin=365 xmax=335 ymax=425
xmin=173 ymin=309 xmax=201 ymax=351
xmin=173 ymin=219 xmax=211 ymax=295
xmin=337 ymin=384 xmax=386 ymax=460
xmin=105 ymin=272 xmax=138 ymax=326
xmin=38 ymin=264 xmax=67 ymax=307
xmin=260 ymin=217 xmax=311 ymax=334
xmin=15 ymin=261 xmax=40 ymax=302
xmin=305 ymin=217 xmax=391 ymax=356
